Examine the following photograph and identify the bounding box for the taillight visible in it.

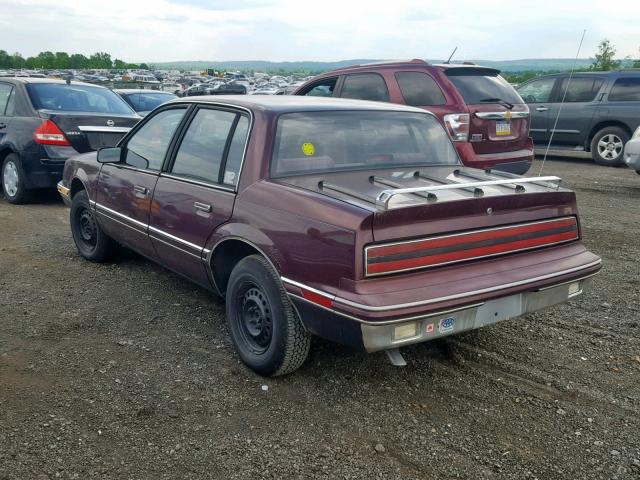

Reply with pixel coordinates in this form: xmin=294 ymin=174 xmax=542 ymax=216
xmin=365 ymin=217 xmax=579 ymax=277
xmin=443 ymin=113 xmax=470 ymax=142
xmin=34 ymin=120 xmax=71 ymax=146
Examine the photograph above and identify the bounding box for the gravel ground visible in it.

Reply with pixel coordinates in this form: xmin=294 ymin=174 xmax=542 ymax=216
xmin=1 ymin=156 xmax=639 ymax=480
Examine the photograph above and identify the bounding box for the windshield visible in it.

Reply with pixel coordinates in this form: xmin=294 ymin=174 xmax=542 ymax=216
xmin=27 ymin=83 xmax=135 ymax=114
xmin=271 ymin=111 xmax=459 ymax=177
xmin=446 ymin=69 xmax=523 ymax=105
xmin=124 ymin=92 xmax=177 ymax=112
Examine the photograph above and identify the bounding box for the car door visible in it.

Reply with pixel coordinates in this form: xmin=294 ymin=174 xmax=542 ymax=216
xmin=545 ymin=76 xmax=604 ymax=147
xmin=95 ymin=106 xmax=188 ymax=260
xmin=517 ymin=77 xmax=557 ymax=144
xmin=149 ymin=106 xmax=250 ymax=286
xmin=0 ymin=82 xmax=14 ymax=144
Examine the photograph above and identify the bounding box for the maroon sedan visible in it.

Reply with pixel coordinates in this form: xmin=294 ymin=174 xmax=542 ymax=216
xmin=58 ymin=96 xmax=601 ymax=376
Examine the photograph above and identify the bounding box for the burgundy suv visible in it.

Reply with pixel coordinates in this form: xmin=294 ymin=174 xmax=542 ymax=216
xmin=294 ymin=60 xmax=534 ymax=174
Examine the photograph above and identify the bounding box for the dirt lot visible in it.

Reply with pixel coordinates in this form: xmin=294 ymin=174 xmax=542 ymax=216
xmin=1 ymin=156 xmax=639 ymax=480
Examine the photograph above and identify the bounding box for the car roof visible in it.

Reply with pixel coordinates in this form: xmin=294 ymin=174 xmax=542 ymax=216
xmin=113 ymin=89 xmax=176 ymax=94
xmin=0 ymin=77 xmax=108 ymax=88
xmin=168 ymin=95 xmax=430 ymax=114
xmin=526 ymin=70 xmax=640 ymax=80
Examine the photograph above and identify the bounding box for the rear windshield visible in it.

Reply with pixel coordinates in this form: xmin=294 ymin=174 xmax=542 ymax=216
xmin=445 ymin=69 xmax=523 ymax=105
xmin=123 ymin=92 xmax=177 ymax=112
xmin=26 ymin=83 xmax=134 ymax=114
xmin=271 ymin=111 xmax=459 ymax=177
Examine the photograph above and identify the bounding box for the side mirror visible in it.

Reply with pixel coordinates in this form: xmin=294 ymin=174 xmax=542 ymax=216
xmin=97 ymin=147 xmax=122 ymax=164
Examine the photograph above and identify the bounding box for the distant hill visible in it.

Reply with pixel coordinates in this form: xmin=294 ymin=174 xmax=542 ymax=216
xmin=149 ymin=58 xmax=610 ymax=73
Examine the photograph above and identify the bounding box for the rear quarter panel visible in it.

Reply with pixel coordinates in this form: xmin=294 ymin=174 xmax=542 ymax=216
xmin=63 ymin=152 xmax=102 ymax=200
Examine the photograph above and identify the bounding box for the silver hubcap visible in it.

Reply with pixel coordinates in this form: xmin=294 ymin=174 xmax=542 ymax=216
xmin=3 ymin=161 xmax=19 ymax=197
xmin=597 ymin=134 xmax=623 ymax=160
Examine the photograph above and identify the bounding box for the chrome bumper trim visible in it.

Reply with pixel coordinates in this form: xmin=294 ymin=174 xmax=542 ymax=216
xmin=77 ymin=126 xmax=131 ymax=133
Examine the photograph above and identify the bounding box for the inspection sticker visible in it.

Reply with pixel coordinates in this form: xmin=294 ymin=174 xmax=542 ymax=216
xmin=301 ymin=142 xmax=315 ymax=156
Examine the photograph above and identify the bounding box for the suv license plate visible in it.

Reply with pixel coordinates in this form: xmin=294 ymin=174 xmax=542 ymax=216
xmin=496 ymin=121 xmax=511 ymax=136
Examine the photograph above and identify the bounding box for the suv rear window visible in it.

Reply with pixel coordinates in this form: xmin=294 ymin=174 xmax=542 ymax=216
xmin=26 ymin=83 xmax=134 ymax=114
xmin=609 ymin=77 xmax=640 ymax=102
xmin=445 ymin=69 xmax=522 ymax=105
xmin=271 ymin=111 xmax=458 ymax=177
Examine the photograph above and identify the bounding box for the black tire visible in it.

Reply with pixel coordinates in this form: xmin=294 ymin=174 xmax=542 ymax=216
xmin=70 ymin=190 xmax=115 ymax=262
xmin=590 ymin=127 xmax=629 ymax=166
xmin=2 ymin=154 xmax=31 ymax=204
xmin=226 ymin=255 xmax=311 ymax=376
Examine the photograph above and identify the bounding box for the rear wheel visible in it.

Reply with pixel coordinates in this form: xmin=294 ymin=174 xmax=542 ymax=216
xmin=2 ymin=154 xmax=31 ymax=204
xmin=70 ymin=190 xmax=115 ymax=262
xmin=590 ymin=127 xmax=629 ymax=166
xmin=226 ymin=255 xmax=310 ymax=376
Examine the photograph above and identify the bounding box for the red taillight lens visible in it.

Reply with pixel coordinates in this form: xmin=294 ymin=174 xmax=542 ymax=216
xmin=365 ymin=217 xmax=579 ymax=277
xmin=34 ymin=120 xmax=71 ymax=146
xmin=443 ymin=113 xmax=470 ymax=142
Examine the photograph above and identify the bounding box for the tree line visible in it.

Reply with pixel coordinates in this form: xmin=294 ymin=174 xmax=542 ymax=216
xmin=0 ymin=50 xmax=149 ymax=70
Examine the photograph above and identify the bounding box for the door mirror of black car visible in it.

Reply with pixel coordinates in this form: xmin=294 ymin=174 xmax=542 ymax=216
xmin=97 ymin=147 xmax=122 ymax=163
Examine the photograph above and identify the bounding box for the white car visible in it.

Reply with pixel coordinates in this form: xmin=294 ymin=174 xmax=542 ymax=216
xmin=623 ymin=127 xmax=640 ymax=174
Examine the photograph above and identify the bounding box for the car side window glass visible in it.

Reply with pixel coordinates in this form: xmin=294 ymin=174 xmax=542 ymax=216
xmin=517 ymin=78 xmax=555 ymax=103
xmin=5 ymin=88 xmax=15 ymax=116
xmin=558 ymin=77 xmax=604 ymax=103
xmin=608 ymin=77 xmax=640 ymax=102
xmin=125 ymin=108 xmax=186 ymax=170
xmin=223 ymin=115 xmax=250 ymax=186
xmin=301 ymin=78 xmax=337 ymax=97
xmin=0 ymin=84 xmax=12 ymax=115
xmin=172 ymin=108 xmax=237 ymax=184
xmin=340 ymin=73 xmax=390 ymax=102
xmin=395 ymin=71 xmax=446 ymax=106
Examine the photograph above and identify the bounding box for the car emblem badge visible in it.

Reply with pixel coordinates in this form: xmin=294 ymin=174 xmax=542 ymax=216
xmin=504 ymin=111 xmax=512 ymax=121
xmin=106 ymin=120 xmax=115 ymax=127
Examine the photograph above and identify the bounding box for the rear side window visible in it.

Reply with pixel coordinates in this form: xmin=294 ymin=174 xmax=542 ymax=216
xmin=172 ymin=108 xmax=237 ymax=184
xmin=557 ymin=77 xmax=604 ymax=102
xmin=445 ymin=69 xmax=522 ymax=104
xmin=0 ymin=84 xmax=12 ymax=115
xmin=395 ymin=72 xmax=446 ymax=106
xmin=125 ymin=108 xmax=187 ymax=170
xmin=223 ymin=116 xmax=250 ymax=186
xmin=26 ymin=83 xmax=134 ymax=114
xmin=608 ymin=77 xmax=640 ymax=101
xmin=300 ymin=78 xmax=337 ymax=97
xmin=340 ymin=74 xmax=390 ymax=102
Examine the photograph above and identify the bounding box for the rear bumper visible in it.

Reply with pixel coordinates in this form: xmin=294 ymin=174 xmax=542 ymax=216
xmin=455 ymin=138 xmax=534 ymax=174
xmin=284 ymin=243 xmax=601 ymax=351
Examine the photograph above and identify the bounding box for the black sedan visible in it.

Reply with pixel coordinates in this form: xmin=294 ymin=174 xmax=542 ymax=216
xmin=0 ymin=78 xmax=140 ymax=203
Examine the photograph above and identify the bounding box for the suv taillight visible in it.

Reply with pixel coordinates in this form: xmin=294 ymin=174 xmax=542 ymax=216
xmin=443 ymin=113 xmax=470 ymax=142
xmin=34 ymin=120 xmax=71 ymax=146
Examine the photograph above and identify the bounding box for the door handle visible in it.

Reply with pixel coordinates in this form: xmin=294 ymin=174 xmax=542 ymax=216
xmin=0 ymin=123 xmax=6 ymax=129
xmin=133 ymin=185 xmax=148 ymax=197
xmin=535 ymin=107 xmax=549 ymax=112
xmin=194 ymin=202 xmax=212 ymax=213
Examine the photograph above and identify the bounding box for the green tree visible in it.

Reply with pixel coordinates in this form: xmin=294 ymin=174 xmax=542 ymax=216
xmin=69 ymin=53 xmax=89 ymax=69
xmin=54 ymin=51 xmax=70 ymax=69
xmin=591 ymin=38 xmax=621 ymax=71
xmin=88 ymin=52 xmax=112 ymax=69
xmin=0 ymin=50 xmax=12 ymax=68
xmin=11 ymin=52 xmax=26 ymax=69
xmin=34 ymin=51 xmax=56 ymax=69
xmin=139 ymin=63 xmax=149 ymax=70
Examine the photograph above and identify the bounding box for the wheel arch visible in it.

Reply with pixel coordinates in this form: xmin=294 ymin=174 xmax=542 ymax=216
xmin=70 ymin=177 xmax=88 ymax=198
xmin=208 ymin=236 xmax=282 ymax=297
xmin=586 ymin=121 xmax=632 ymax=151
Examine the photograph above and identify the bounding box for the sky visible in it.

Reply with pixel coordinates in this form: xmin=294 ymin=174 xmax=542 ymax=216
xmin=0 ymin=0 xmax=638 ymax=63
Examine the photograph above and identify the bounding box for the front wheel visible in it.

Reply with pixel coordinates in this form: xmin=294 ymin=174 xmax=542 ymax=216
xmin=590 ymin=127 xmax=629 ymax=166
xmin=70 ymin=190 xmax=115 ymax=262
xmin=226 ymin=255 xmax=311 ymax=376
xmin=2 ymin=154 xmax=31 ymax=204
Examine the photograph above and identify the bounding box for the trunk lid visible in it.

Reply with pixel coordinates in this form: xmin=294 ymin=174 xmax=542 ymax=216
xmin=39 ymin=111 xmax=139 ymax=153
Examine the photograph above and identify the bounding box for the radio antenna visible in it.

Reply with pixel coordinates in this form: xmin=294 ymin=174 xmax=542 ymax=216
xmin=445 ymin=47 xmax=458 ymax=64
xmin=538 ymin=29 xmax=587 ymax=176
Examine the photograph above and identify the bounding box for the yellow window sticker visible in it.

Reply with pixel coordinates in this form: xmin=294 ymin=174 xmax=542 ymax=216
xmin=301 ymin=142 xmax=315 ymax=156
